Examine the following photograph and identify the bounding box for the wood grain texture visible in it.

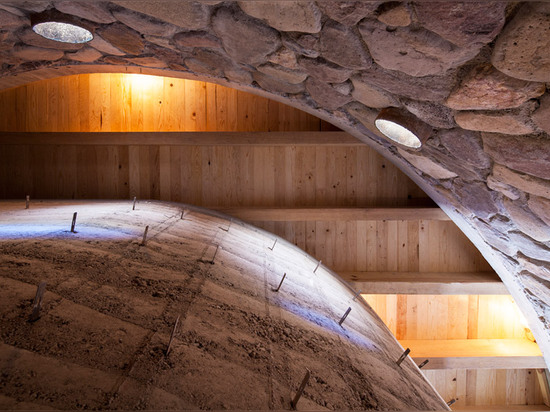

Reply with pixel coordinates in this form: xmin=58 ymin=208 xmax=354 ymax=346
xmin=0 ymin=74 xmax=331 ymax=132
xmin=363 ymin=294 xmax=527 ymax=340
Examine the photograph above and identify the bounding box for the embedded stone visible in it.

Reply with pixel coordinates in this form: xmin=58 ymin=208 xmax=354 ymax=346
xmin=299 ymin=58 xmax=352 ymax=83
xmin=345 ymin=102 xmax=390 ymax=141
xmin=377 ymin=3 xmax=411 ymax=27
xmin=113 ymin=1 xmax=209 ymax=30
xmin=305 ymin=77 xmax=352 ymax=111
xmin=212 ymin=8 xmax=281 ymax=65
xmin=455 ymin=112 xmax=535 ymax=135
xmin=354 ymin=67 xmax=454 ymax=103
xmin=173 ymin=31 xmax=221 ymax=49
xmin=509 ymin=231 xmax=550 ymax=263
xmin=359 ymin=20 xmax=481 ymax=77
xmin=146 ymin=44 xmax=182 ymax=64
xmin=97 ymin=23 xmax=145 ymax=55
xmin=518 ymin=255 xmax=550 ymax=282
xmin=402 ymin=100 xmax=456 ymax=129
xmin=257 ymin=64 xmax=307 ymax=85
xmin=18 ymin=27 xmax=84 ymax=51
xmin=445 ymin=64 xmax=546 ymax=110
xmin=452 ymin=180 xmax=499 ymax=220
xmin=482 ymin=133 xmax=550 ymax=180
xmin=90 ymin=34 xmax=125 ymax=56
xmin=253 ymin=71 xmax=304 ymax=95
xmin=320 ymin=20 xmax=371 ymax=70
xmin=332 ymin=81 xmax=352 ymax=97
xmin=415 ymin=2 xmax=506 ymax=48
xmin=473 ymin=219 xmax=518 ymax=257
xmin=528 ymin=196 xmax=550 ymax=227
xmin=125 ymin=56 xmax=167 ymax=68
xmin=504 ymin=199 xmax=550 ymax=243
xmin=317 ymin=1 xmax=380 ymax=26
xmin=185 ymin=57 xmax=223 ymax=77
xmin=267 ymin=48 xmax=298 ymax=69
xmin=54 ymin=1 xmax=116 ymax=23
xmin=66 ymin=47 xmax=103 ymax=63
xmin=225 ymin=67 xmax=252 ymax=85
xmin=491 ymin=164 xmax=550 ymax=200
xmin=350 ymin=76 xmax=396 ymax=109
xmin=238 ymin=1 xmax=322 ymax=33
xmin=102 ymin=55 xmax=127 ymax=65
xmin=487 ymin=177 xmax=521 ymax=200
xmin=422 ymin=145 xmax=485 ymax=182
xmin=112 ymin=8 xmax=179 ymax=38
xmin=13 ymin=45 xmax=64 ymax=61
xmin=186 ymin=49 xmax=232 ymax=76
xmin=438 ymin=129 xmax=491 ymax=169
xmin=533 ymin=93 xmax=550 ymax=135
xmin=144 ymin=35 xmax=179 ymax=52
xmin=1 ymin=1 xmax=49 ymax=13
xmin=397 ymin=148 xmax=457 ymax=180
xmin=492 ymin=3 xmax=550 ymax=82
xmin=282 ymin=33 xmax=319 ymax=59
xmin=0 ymin=9 xmax=28 ymax=29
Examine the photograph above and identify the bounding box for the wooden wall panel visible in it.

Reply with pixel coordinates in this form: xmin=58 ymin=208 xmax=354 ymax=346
xmin=362 ymin=294 xmax=526 ymax=340
xmin=423 ymin=369 xmax=544 ymax=409
xmin=0 ymin=74 xmax=328 ymax=132
xmin=0 ymin=144 xmax=430 ymax=207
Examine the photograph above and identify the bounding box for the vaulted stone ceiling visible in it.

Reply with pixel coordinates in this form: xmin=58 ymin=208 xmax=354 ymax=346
xmin=0 ymin=1 xmax=549 ymax=366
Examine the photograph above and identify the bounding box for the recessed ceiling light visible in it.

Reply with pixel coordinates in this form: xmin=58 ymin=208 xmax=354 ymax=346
xmin=31 ymin=11 xmax=93 ymax=44
xmin=32 ymin=22 xmax=93 ymax=43
xmin=375 ymin=108 xmax=432 ymax=150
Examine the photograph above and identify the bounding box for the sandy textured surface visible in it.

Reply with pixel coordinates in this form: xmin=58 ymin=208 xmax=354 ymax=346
xmin=0 ymin=200 xmax=447 ymax=410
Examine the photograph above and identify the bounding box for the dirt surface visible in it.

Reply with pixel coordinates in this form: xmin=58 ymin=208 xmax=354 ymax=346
xmin=0 ymin=200 xmax=448 ymax=410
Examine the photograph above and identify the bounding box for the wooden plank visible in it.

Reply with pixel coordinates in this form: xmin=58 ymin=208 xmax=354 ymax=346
xmin=536 ymin=369 xmax=550 ymax=407
xmin=215 ymin=207 xmax=449 ymax=222
xmin=0 ymin=131 xmax=363 ymax=146
xmin=402 ymin=339 xmax=544 ymax=370
xmin=345 ymin=271 xmax=507 ymax=295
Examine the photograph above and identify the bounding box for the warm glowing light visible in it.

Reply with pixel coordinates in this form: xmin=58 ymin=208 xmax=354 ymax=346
xmin=32 ymin=22 xmax=93 ymax=43
xmin=126 ymin=74 xmax=164 ymax=93
xmin=375 ymin=118 xmax=422 ymax=149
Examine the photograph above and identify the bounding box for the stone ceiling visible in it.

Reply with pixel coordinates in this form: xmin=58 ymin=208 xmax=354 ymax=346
xmin=0 ymin=1 xmax=549 ymax=366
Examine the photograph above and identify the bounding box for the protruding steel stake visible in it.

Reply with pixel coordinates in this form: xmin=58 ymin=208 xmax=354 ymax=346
xmin=272 ymin=273 xmax=287 ymax=292
xmin=28 ymin=281 xmax=47 ymax=322
xmin=447 ymin=398 xmax=457 ymax=406
xmin=313 ymin=260 xmax=322 ymax=273
xmin=70 ymin=212 xmax=77 ymax=233
xmin=396 ymin=348 xmax=411 ymax=366
xmin=132 ymin=196 xmax=137 ymax=210
xmin=352 ymin=290 xmax=362 ymax=301
xmin=268 ymin=238 xmax=277 ymax=251
xmin=338 ymin=307 xmax=352 ymax=326
xmin=291 ymin=368 xmax=310 ymax=410
xmin=141 ymin=225 xmax=149 ymax=246
xmin=210 ymin=245 xmax=220 ymax=264
xmin=418 ymin=359 xmax=429 ymax=369
xmin=166 ymin=315 xmax=180 ymax=355
xmin=25 ymin=195 xmax=30 ymax=209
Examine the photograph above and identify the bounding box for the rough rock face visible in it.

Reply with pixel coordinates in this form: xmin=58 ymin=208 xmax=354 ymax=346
xmin=0 ymin=0 xmax=550 ymax=375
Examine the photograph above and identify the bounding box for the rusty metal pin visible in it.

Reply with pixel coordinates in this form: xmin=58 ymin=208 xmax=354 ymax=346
xmin=272 ymin=273 xmax=286 ymax=292
xmin=291 ymin=368 xmax=310 ymax=409
xmin=268 ymin=238 xmax=277 ymax=251
xmin=166 ymin=315 xmax=180 ymax=355
xmin=70 ymin=212 xmax=77 ymax=233
xmin=141 ymin=225 xmax=149 ymax=246
xmin=447 ymin=398 xmax=457 ymax=406
xmin=313 ymin=260 xmax=322 ymax=273
xmin=352 ymin=290 xmax=362 ymax=301
xmin=338 ymin=307 xmax=352 ymax=326
xmin=28 ymin=281 xmax=47 ymax=322
xmin=132 ymin=196 xmax=137 ymax=210
xmin=25 ymin=195 xmax=30 ymax=209
xmin=396 ymin=348 xmax=411 ymax=366
xmin=418 ymin=359 xmax=429 ymax=369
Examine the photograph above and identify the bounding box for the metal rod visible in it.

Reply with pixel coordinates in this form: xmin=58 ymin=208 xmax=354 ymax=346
xmin=291 ymin=368 xmax=310 ymax=409
xmin=132 ymin=196 xmax=137 ymax=210
xmin=338 ymin=307 xmax=352 ymax=326
xmin=352 ymin=290 xmax=362 ymax=301
xmin=181 ymin=209 xmax=185 ymax=219
xmin=418 ymin=359 xmax=429 ymax=369
xmin=272 ymin=273 xmax=286 ymax=292
xmin=70 ymin=212 xmax=77 ymax=233
xmin=219 ymin=220 xmax=231 ymax=232
xmin=268 ymin=238 xmax=277 ymax=251
xmin=447 ymin=398 xmax=457 ymax=406
xmin=141 ymin=225 xmax=149 ymax=246
xmin=166 ymin=315 xmax=180 ymax=355
xmin=28 ymin=281 xmax=47 ymax=322
xmin=396 ymin=348 xmax=411 ymax=366
xmin=210 ymin=245 xmax=220 ymax=264
xmin=25 ymin=195 xmax=29 ymax=209
xmin=313 ymin=260 xmax=322 ymax=273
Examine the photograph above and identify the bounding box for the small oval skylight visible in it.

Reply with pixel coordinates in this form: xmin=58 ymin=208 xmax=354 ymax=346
xmin=33 ymin=22 xmax=93 ymax=44
xmin=375 ymin=118 xmax=422 ymax=149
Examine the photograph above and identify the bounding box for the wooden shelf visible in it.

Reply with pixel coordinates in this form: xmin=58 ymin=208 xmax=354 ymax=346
xmin=401 ymin=339 xmax=545 ymax=369
xmin=345 ymin=271 xmax=507 ymax=295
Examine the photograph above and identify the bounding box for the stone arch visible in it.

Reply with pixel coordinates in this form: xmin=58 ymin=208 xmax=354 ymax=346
xmin=1 ymin=1 xmax=549 ymax=366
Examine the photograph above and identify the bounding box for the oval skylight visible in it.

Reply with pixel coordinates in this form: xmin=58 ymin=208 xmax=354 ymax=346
xmin=32 ymin=22 xmax=93 ymax=44
xmin=375 ymin=118 xmax=422 ymax=149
